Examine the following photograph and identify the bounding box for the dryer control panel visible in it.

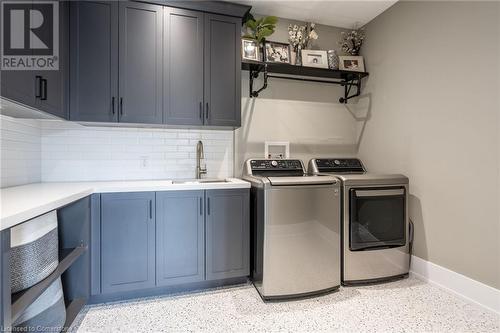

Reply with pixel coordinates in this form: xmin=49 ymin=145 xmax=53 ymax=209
xmin=312 ymin=158 xmax=365 ymax=173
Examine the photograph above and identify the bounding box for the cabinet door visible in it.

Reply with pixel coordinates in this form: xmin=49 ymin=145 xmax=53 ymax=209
xmin=101 ymin=192 xmax=155 ymax=294
xmin=163 ymin=8 xmax=204 ymax=126
xmin=1 ymin=1 xmax=39 ymax=110
xmin=156 ymin=191 xmax=204 ymax=286
xmin=0 ymin=71 xmax=38 ymax=109
xmin=69 ymin=1 xmax=118 ymax=122
xmin=35 ymin=1 xmax=69 ymax=119
xmin=204 ymin=14 xmax=241 ymax=127
xmin=118 ymin=1 xmax=163 ymax=124
xmin=206 ymin=189 xmax=249 ymax=280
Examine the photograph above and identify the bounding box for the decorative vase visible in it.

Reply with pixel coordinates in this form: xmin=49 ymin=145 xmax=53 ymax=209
xmin=290 ymin=51 xmax=297 ymax=65
xmin=296 ymin=47 xmax=302 ymax=66
xmin=327 ymin=50 xmax=339 ymax=70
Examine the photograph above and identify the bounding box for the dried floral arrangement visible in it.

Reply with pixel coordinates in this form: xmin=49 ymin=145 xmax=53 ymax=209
xmin=288 ymin=22 xmax=318 ymax=52
xmin=338 ymin=28 xmax=365 ymax=56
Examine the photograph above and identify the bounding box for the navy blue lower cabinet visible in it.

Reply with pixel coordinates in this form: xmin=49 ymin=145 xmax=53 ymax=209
xmin=206 ymin=189 xmax=250 ymax=280
xmin=156 ymin=191 xmax=205 ymax=286
xmin=0 ymin=229 xmax=11 ymax=331
xmin=100 ymin=192 xmax=156 ymax=293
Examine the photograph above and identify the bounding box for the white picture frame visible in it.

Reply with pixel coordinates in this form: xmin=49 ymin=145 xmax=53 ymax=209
xmin=241 ymin=38 xmax=260 ymax=61
xmin=301 ymin=50 xmax=329 ymax=68
xmin=338 ymin=56 xmax=365 ymax=72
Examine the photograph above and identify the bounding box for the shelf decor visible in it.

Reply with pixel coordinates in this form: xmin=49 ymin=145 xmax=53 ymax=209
xmin=288 ymin=22 xmax=318 ymax=66
xmin=301 ymin=50 xmax=329 ymax=68
xmin=338 ymin=27 xmax=365 ymax=56
xmin=242 ymin=60 xmax=369 ymax=103
xmin=327 ymin=50 xmax=339 ymax=70
xmin=339 ymin=56 xmax=365 ymax=72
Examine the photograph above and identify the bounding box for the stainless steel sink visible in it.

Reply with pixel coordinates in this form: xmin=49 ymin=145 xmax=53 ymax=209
xmin=172 ymin=179 xmax=230 ymax=184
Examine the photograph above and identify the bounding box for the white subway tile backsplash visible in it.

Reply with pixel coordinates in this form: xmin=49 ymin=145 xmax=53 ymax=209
xmin=0 ymin=115 xmax=42 ymax=188
xmin=1 ymin=115 xmax=234 ymax=184
xmin=39 ymin=121 xmax=233 ymax=182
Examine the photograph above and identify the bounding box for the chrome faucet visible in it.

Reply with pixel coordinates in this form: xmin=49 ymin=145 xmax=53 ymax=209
xmin=196 ymin=140 xmax=207 ymax=179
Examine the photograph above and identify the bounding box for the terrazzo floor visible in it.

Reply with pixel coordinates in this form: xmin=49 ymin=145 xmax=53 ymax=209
xmin=71 ymin=277 xmax=499 ymax=332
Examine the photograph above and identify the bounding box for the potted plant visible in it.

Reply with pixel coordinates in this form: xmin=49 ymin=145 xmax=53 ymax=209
xmin=243 ymin=14 xmax=278 ymax=60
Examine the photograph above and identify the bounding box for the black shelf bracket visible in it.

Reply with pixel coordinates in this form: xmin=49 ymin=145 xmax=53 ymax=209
xmin=339 ymin=75 xmax=362 ymax=104
xmin=249 ymin=63 xmax=268 ymax=98
xmin=245 ymin=62 xmax=367 ymax=104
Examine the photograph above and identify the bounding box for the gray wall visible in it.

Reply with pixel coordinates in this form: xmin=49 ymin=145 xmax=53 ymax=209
xmin=361 ymin=1 xmax=500 ymax=288
xmin=235 ymin=17 xmax=360 ymax=175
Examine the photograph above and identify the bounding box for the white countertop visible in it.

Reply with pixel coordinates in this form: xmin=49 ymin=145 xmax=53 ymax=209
xmin=0 ymin=179 xmax=250 ymax=231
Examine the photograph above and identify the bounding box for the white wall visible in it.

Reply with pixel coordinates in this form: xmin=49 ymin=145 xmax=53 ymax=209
xmin=361 ymin=1 xmax=500 ymax=288
xmin=0 ymin=115 xmax=41 ymax=188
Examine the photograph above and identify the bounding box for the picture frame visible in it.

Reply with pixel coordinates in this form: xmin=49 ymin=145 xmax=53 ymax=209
xmin=241 ymin=38 xmax=260 ymax=62
xmin=301 ymin=50 xmax=329 ymax=68
xmin=263 ymin=41 xmax=291 ymax=64
xmin=338 ymin=56 xmax=365 ymax=72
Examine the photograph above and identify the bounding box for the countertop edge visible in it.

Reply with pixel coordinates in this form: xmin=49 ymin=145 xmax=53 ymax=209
xmin=1 ymin=180 xmax=250 ymax=231
xmin=1 ymin=188 xmax=93 ymax=231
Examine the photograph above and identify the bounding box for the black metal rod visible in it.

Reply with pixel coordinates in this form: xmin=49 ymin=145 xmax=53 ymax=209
xmin=267 ymin=74 xmax=346 ymax=85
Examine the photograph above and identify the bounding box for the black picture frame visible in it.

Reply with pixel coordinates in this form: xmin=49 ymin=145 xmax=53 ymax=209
xmin=263 ymin=41 xmax=291 ymax=64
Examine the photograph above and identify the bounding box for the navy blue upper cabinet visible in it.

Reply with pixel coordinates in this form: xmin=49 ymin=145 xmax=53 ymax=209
xmin=164 ymin=10 xmax=241 ymax=127
xmin=163 ymin=8 xmax=204 ymax=126
xmin=69 ymin=1 xmax=119 ymax=122
xmin=156 ymin=191 xmax=205 ymax=286
xmin=206 ymin=189 xmax=249 ymax=280
xmin=118 ymin=1 xmax=163 ymax=124
xmin=69 ymin=1 xmax=163 ymax=124
xmin=0 ymin=1 xmax=69 ymax=119
xmin=204 ymin=14 xmax=241 ymax=127
xmin=101 ymin=192 xmax=156 ymax=294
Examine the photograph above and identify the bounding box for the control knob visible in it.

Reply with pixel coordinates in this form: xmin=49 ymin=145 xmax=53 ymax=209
xmin=271 ymin=160 xmax=278 ymax=167
xmin=334 ymin=160 xmax=341 ymax=165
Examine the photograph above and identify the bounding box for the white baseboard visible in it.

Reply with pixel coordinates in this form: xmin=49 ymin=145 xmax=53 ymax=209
xmin=410 ymin=255 xmax=500 ymax=315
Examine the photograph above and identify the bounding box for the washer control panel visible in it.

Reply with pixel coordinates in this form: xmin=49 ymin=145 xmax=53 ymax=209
xmin=313 ymin=158 xmax=365 ymax=173
xmin=250 ymin=159 xmax=303 ymax=170
xmin=249 ymin=159 xmax=304 ymax=176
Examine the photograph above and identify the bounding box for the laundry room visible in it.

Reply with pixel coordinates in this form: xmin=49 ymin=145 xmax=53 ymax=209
xmin=0 ymin=1 xmax=498 ymax=332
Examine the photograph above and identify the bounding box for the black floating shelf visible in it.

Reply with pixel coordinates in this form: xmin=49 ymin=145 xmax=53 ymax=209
xmin=11 ymin=246 xmax=87 ymax=323
xmin=241 ymin=60 xmax=369 ymax=103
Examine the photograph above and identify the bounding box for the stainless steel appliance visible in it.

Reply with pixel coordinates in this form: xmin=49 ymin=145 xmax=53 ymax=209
xmin=308 ymin=158 xmax=410 ymax=285
xmin=242 ymin=159 xmax=341 ymax=300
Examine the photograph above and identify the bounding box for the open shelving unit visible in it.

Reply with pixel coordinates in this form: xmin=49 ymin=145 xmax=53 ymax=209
xmin=0 ymin=196 xmax=91 ymax=332
xmin=11 ymin=246 xmax=87 ymax=324
xmin=242 ymin=60 xmax=369 ymax=103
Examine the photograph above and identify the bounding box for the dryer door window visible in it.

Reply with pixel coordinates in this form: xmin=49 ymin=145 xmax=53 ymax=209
xmin=349 ymin=187 xmax=406 ymax=251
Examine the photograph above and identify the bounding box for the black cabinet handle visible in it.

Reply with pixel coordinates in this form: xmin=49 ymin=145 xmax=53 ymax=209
xmin=111 ymin=97 xmax=115 ymax=115
xmin=119 ymin=97 xmax=123 ymax=116
xmin=205 ymin=102 xmax=209 ymax=120
xmin=149 ymin=200 xmax=153 ymax=219
xmin=207 ymin=197 xmax=210 ymax=215
xmin=35 ymin=76 xmax=42 ymax=98
xmin=199 ymin=197 xmax=203 ymax=215
xmin=199 ymin=102 xmax=202 ymax=119
xmin=40 ymin=78 xmax=47 ymax=100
